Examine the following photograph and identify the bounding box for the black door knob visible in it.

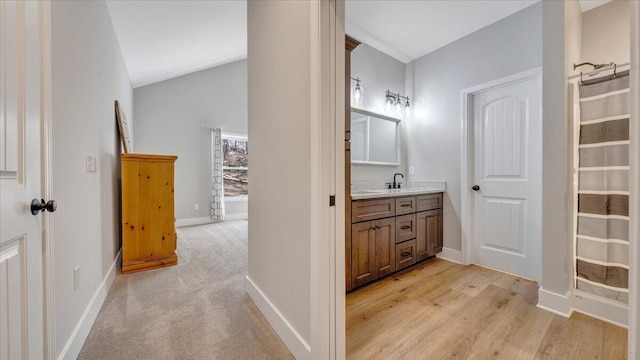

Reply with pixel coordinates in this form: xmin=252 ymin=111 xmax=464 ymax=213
xmin=472 ymin=185 xmax=480 ymax=191
xmin=31 ymin=199 xmax=57 ymax=215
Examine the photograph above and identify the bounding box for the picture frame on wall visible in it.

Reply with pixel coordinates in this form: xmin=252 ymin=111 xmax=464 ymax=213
xmin=115 ymin=100 xmax=132 ymax=153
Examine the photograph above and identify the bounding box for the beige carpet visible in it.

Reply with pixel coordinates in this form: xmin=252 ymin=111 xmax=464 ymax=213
xmin=78 ymin=220 xmax=293 ymax=359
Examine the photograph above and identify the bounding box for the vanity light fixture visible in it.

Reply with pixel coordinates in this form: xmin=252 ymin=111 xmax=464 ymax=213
xmin=385 ymin=90 xmax=411 ymax=115
xmin=351 ymin=77 xmax=364 ymax=105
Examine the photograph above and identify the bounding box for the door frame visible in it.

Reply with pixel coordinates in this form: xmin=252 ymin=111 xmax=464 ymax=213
xmin=310 ymin=0 xmax=345 ymax=358
xmin=460 ymin=67 xmax=542 ymax=273
xmin=629 ymin=1 xmax=639 ymax=358
xmin=40 ymin=1 xmax=56 ymax=358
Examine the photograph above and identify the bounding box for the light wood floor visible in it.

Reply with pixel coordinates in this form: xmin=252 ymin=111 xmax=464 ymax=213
xmin=346 ymin=258 xmax=627 ymax=359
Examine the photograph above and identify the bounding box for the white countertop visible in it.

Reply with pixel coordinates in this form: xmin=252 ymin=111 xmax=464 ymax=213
xmin=351 ymin=187 xmax=445 ymax=200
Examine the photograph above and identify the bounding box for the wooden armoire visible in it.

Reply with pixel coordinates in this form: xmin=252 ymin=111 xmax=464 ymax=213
xmin=121 ymin=153 xmax=178 ymax=274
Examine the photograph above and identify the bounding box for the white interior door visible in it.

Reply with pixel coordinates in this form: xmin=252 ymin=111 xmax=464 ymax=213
xmin=0 ymin=1 xmax=49 ymax=358
xmin=471 ymin=75 xmax=541 ymax=281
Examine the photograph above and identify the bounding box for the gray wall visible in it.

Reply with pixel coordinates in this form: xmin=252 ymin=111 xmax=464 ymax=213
xmin=51 ymin=1 xmax=133 ymax=357
xmin=133 ymin=60 xmax=248 ymax=221
xmin=582 ymin=0 xmax=630 ymax=65
xmin=247 ymin=0 xmax=312 ymax=347
xmin=350 ymin=44 xmax=406 ymax=182
xmin=541 ymin=0 xmax=568 ymax=297
xmin=407 ymin=3 xmax=542 ymax=251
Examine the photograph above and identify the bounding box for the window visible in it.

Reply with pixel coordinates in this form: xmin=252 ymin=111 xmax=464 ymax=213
xmin=222 ymin=134 xmax=248 ymax=197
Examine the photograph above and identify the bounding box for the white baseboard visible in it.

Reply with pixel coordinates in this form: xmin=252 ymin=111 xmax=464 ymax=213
xmin=58 ymin=250 xmax=121 ymax=360
xmin=436 ymin=247 xmax=462 ymax=264
xmin=244 ymin=276 xmax=311 ymax=359
xmin=538 ymin=287 xmax=628 ymax=327
xmin=225 ymin=213 xmax=248 ymax=221
xmin=176 ymin=217 xmax=215 ymax=227
xmin=537 ymin=288 xmax=573 ymax=318
xmin=571 ymin=290 xmax=628 ymax=328
xmin=175 ymin=214 xmax=248 ymax=228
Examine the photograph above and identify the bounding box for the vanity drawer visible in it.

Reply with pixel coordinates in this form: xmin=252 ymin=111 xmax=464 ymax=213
xmin=395 ymin=196 xmax=416 ymax=215
xmin=395 ymin=239 xmax=417 ymax=271
xmin=396 ymin=214 xmax=416 ymax=243
xmin=416 ymin=193 xmax=443 ymax=212
xmin=352 ymin=198 xmax=395 ymax=223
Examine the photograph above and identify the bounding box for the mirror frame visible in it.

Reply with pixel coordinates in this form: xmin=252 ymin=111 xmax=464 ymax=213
xmin=350 ymin=107 xmax=401 ymax=166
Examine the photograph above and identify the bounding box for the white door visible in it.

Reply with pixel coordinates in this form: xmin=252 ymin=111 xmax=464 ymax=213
xmin=472 ymin=75 xmax=541 ymax=281
xmin=0 ymin=1 xmax=50 ymax=358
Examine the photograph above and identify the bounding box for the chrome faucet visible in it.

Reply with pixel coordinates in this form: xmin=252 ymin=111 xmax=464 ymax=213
xmin=388 ymin=173 xmax=404 ymax=189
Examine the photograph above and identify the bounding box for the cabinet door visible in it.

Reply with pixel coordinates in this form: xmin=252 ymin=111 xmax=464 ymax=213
xmin=417 ymin=209 xmax=443 ymax=262
xmin=351 ymin=221 xmax=376 ymax=288
xmin=374 ymin=217 xmax=396 ymax=278
xmin=427 ymin=209 xmax=443 ymax=256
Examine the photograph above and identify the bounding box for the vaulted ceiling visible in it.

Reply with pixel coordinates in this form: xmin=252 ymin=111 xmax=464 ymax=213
xmin=106 ymin=0 xmax=613 ymax=88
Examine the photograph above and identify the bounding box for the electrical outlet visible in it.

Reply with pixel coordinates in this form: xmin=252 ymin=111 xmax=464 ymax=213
xmin=74 ymin=266 xmax=80 ymax=291
xmin=409 ymin=166 xmax=415 ymax=176
xmin=194 ymin=203 xmax=200 ymax=210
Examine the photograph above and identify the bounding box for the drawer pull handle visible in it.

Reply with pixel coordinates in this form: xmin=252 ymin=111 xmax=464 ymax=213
xmin=400 ymin=204 xmax=412 ymax=207
xmin=401 ymin=251 xmax=412 ymax=257
xmin=400 ymin=225 xmax=411 ymax=230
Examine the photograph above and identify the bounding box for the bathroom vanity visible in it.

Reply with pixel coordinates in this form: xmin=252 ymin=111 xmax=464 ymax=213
xmin=347 ymin=188 xmax=444 ymax=291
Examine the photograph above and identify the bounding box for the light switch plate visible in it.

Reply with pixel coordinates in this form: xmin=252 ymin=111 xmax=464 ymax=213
xmin=409 ymin=165 xmax=415 ymax=176
xmin=86 ymin=154 xmax=97 ymax=173
xmin=73 ymin=266 xmax=80 ymax=291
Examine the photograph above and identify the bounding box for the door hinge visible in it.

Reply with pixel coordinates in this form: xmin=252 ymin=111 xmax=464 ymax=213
xmin=329 ymin=195 xmax=335 ymax=207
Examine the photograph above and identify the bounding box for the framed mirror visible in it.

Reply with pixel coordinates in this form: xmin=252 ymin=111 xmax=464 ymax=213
xmin=351 ymin=108 xmax=400 ymax=166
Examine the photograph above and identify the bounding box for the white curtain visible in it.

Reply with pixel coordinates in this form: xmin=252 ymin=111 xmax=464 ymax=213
xmin=210 ymin=128 xmax=225 ymax=220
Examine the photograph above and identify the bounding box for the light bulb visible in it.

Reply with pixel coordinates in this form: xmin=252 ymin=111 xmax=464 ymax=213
xmin=385 ymin=96 xmax=394 ymax=112
xmin=404 ymin=99 xmax=411 ymax=115
xmin=353 ymin=83 xmax=363 ymax=103
xmin=394 ymin=97 xmax=402 ymax=113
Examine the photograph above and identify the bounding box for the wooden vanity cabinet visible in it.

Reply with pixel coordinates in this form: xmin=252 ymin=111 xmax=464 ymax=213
xmin=348 ymin=192 xmax=444 ymax=291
